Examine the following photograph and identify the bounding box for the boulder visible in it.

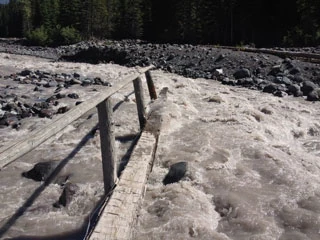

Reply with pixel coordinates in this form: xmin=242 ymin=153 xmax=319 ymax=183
xmin=233 ymin=68 xmax=251 ymax=79
xmin=301 ymin=81 xmax=318 ymax=96
xmin=22 ymin=161 xmax=60 ymax=182
xmin=163 ymin=162 xmax=188 ymax=185
xmin=263 ymin=84 xmax=278 ymax=93
xmin=287 ymin=84 xmax=302 ymax=96
xmin=268 ymin=65 xmax=282 ymax=76
xmin=289 ymin=67 xmax=301 ymax=75
xmin=307 ymin=89 xmax=320 ymax=101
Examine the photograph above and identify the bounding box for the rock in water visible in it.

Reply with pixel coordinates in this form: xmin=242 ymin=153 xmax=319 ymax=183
xmin=53 ymin=182 xmax=79 ymax=208
xmin=22 ymin=161 xmax=60 ymax=181
xmin=163 ymin=162 xmax=188 ymax=185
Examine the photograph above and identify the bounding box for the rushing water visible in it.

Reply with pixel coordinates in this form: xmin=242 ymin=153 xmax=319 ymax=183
xmin=133 ymin=71 xmax=320 ymax=240
xmin=0 ymin=54 xmax=141 ymax=239
xmin=0 ymin=53 xmax=320 ymax=239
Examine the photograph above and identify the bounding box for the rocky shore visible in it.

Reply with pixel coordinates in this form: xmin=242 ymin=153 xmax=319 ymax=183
xmin=1 ymin=39 xmax=320 ymax=129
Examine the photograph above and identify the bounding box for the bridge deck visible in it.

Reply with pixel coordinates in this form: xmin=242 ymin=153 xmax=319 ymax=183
xmin=88 ymin=131 xmax=157 ymax=240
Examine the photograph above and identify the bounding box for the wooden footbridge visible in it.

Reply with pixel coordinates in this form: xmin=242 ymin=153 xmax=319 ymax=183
xmin=0 ymin=65 xmax=158 ymax=240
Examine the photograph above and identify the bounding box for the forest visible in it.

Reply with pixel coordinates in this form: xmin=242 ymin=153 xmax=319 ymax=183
xmin=0 ymin=0 xmax=319 ymax=47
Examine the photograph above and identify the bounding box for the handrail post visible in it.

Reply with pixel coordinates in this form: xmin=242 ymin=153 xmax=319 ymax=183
xmin=97 ymin=97 xmax=117 ymax=194
xmin=145 ymin=71 xmax=157 ymax=100
xmin=133 ymin=77 xmax=146 ymax=130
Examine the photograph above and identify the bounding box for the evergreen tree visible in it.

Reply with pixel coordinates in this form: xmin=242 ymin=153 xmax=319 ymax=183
xmin=113 ymin=0 xmax=143 ymax=39
xmin=7 ymin=0 xmax=23 ymax=37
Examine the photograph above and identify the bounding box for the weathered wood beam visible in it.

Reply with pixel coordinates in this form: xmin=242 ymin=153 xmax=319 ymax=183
xmin=88 ymin=132 xmax=157 ymax=240
xmin=145 ymin=71 xmax=157 ymax=100
xmin=97 ymin=97 xmax=117 ymax=193
xmin=133 ymin=77 xmax=146 ymax=130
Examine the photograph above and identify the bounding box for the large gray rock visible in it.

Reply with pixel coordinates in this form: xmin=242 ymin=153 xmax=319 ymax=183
xmin=22 ymin=161 xmax=60 ymax=182
xmin=307 ymin=89 xmax=320 ymax=101
xmin=301 ymin=81 xmax=318 ymax=96
xmin=263 ymin=84 xmax=278 ymax=93
xmin=233 ymin=68 xmax=251 ymax=79
xmin=163 ymin=162 xmax=188 ymax=185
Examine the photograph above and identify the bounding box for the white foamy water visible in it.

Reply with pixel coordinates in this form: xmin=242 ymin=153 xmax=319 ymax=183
xmin=0 ymin=53 xmax=320 ymax=240
xmin=0 ymin=53 xmax=143 ymax=239
xmin=134 ymin=71 xmax=320 ymax=240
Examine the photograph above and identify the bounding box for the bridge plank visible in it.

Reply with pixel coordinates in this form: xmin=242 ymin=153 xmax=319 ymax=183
xmin=88 ymin=131 xmax=156 ymax=240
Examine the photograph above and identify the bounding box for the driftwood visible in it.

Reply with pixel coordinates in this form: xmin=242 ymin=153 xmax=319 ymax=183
xmin=219 ymin=46 xmax=320 ymax=63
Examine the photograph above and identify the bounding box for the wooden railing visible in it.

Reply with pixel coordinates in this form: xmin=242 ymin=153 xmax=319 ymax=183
xmin=0 ymin=65 xmax=156 ymax=194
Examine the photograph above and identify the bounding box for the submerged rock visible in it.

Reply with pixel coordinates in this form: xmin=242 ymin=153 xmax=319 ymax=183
xmin=163 ymin=161 xmax=188 ymax=185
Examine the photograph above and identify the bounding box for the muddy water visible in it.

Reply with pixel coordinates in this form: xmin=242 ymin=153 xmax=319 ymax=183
xmin=0 ymin=53 xmax=320 ymax=240
xmin=0 ymin=54 xmax=145 ymax=239
xmin=134 ymin=71 xmax=320 ymax=240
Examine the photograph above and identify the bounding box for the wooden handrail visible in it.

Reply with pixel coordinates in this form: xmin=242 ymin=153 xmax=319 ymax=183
xmin=0 ymin=65 xmax=154 ymax=170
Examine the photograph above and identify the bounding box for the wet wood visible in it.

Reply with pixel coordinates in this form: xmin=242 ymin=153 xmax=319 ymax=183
xmin=145 ymin=71 xmax=157 ymax=100
xmin=0 ymin=65 xmax=154 ymax=170
xmin=88 ymin=132 xmax=157 ymax=240
xmin=133 ymin=77 xmax=146 ymax=130
xmin=97 ymin=97 xmax=117 ymax=193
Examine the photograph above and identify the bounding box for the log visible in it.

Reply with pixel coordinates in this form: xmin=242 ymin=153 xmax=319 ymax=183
xmin=97 ymin=98 xmax=117 ymax=193
xmin=218 ymin=46 xmax=320 ymax=62
xmin=133 ymin=77 xmax=146 ymax=130
xmin=0 ymin=65 xmax=154 ymax=170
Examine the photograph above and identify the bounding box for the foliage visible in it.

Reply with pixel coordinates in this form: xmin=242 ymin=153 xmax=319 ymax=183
xmin=0 ymin=0 xmax=319 ymax=47
xmin=26 ymin=25 xmax=49 ymax=46
xmin=57 ymin=26 xmax=81 ymax=45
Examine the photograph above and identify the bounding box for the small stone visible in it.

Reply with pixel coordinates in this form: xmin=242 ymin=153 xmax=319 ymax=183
xmin=68 ymin=93 xmax=79 ymax=99
xmin=289 ymin=67 xmax=301 ymax=75
xmin=56 ymin=93 xmax=66 ymax=99
xmin=39 ymin=109 xmax=54 ymax=118
xmin=215 ymin=54 xmax=225 ymax=62
xmin=221 ymin=78 xmax=236 ymax=86
xmin=73 ymin=72 xmax=81 ymax=78
xmin=81 ymin=78 xmax=93 ymax=86
xmin=94 ymin=77 xmax=103 ymax=85
xmin=268 ymin=65 xmax=282 ymax=76
xmin=263 ymin=84 xmax=277 ymax=93
xmin=70 ymin=79 xmax=82 ymax=85
xmin=57 ymin=106 xmax=70 ymax=114
xmin=44 ymin=81 xmax=58 ymax=88
xmin=20 ymin=69 xmax=32 ymax=76
xmin=273 ymin=90 xmax=287 ymax=97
